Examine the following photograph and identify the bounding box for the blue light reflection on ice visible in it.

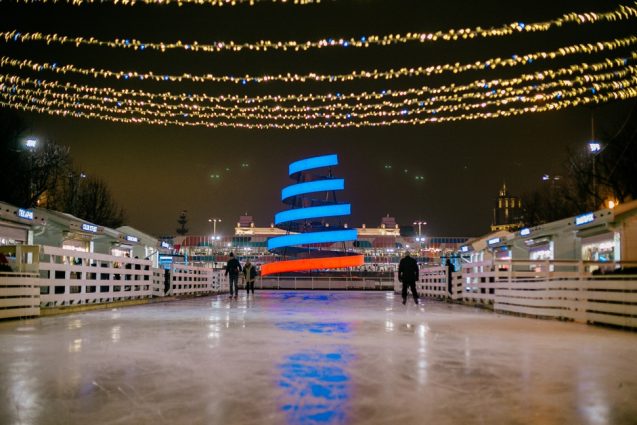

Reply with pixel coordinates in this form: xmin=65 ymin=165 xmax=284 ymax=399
xmin=279 ymin=350 xmax=352 ymax=425
xmin=277 ymin=320 xmax=352 ymax=425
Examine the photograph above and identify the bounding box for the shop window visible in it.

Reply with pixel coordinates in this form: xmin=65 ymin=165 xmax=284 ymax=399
xmin=54 ymin=286 xmax=65 ymax=294
xmin=87 ymin=272 xmax=96 ymax=280
xmin=113 ymin=286 xmax=121 ymax=292
xmin=100 ymin=273 xmax=110 ymax=280
xmin=55 ymin=270 xmax=65 ymax=279
xmin=70 ymin=272 xmax=82 ymax=280
xmin=39 ymin=270 xmax=50 ymax=279
xmin=40 ymin=286 xmax=50 ymax=294
xmin=86 ymin=286 xmax=96 ymax=293
xmin=70 ymin=286 xmax=81 ymax=294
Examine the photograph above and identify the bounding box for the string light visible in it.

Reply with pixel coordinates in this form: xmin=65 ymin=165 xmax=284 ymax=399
xmin=3 ymin=66 xmax=634 ymax=117
xmin=2 ymin=36 xmax=635 ymax=84
xmin=1 ymin=53 xmax=634 ymax=107
xmin=10 ymin=0 xmax=323 ymax=6
xmin=3 ymin=87 xmax=636 ymax=129
xmin=2 ymin=4 xmax=636 ymax=53
xmin=3 ymin=77 xmax=635 ymax=126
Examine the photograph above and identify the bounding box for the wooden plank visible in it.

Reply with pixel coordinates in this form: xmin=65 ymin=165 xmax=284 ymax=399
xmin=0 ymin=298 xmax=38 ymax=308
xmin=0 ymin=287 xmax=39 ymax=297
xmin=584 ymin=291 xmax=637 ymax=303
xmin=586 ymin=301 xmax=637 ymax=316
xmin=0 ymin=307 xmax=39 ymax=319
xmin=586 ymin=312 xmax=637 ymax=328
xmin=494 ymin=303 xmax=567 ymax=318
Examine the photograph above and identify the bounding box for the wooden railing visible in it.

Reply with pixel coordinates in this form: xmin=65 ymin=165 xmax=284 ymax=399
xmin=0 ymin=272 xmax=40 ymax=319
xmin=414 ymin=259 xmax=637 ymax=328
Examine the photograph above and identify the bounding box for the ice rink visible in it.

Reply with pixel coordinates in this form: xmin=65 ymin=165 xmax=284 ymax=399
xmin=1 ymin=291 xmax=636 ymax=425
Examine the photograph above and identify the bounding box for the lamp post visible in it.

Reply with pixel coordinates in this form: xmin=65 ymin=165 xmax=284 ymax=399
xmin=413 ymin=221 xmax=426 ymax=240
xmin=588 ymin=110 xmax=602 ymax=208
xmin=208 ymin=218 xmax=221 ymax=242
xmin=413 ymin=220 xmax=427 ymax=258
xmin=24 ymin=138 xmax=38 ymax=205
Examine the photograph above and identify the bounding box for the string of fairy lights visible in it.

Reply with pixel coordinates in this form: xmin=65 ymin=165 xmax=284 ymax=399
xmin=2 ymin=36 xmax=636 ymax=84
xmin=2 ymin=63 xmax=636 ymax=115
xmin=2 ymin=54 xmax=634 ymax=106
xmin=10 ymin=0 xmax=323 ymax=6
xmin=1 ymin=2 xmax=636 ymax=128
xmin=3 ymin=87 xmax=636 ymax=129
xmin=3 ymin=76 xmax=635 ymax=122
xmin=2 ymin=3 xmax=636 ymax=53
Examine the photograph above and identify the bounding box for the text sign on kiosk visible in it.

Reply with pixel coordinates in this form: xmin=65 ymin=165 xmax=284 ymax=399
xmin=125 ymin=235 xmax=139 ymax=243
xmin=575 ymin=212 xmax=595 ymax=226
xmin=82 ymin=223 xmax=98 ymax=233
xmin=487 ymin=237 xmax=501 ymax=246
xmin=18 ymin=208 xmax=34 ymax=220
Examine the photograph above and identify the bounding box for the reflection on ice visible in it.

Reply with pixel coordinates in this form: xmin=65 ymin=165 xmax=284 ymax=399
xmin=279 ymin=350 xmax=351 ymax=425
xmin=0 ymin=291 xmax=635 ymax=425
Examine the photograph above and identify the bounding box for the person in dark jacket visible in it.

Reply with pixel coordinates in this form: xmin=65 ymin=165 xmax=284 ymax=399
xmin=446 ymin=258 xmax=455 ymax=297
xmin=225 ymin=252 xmax=242 ymax=299
xmin=242 ymin=261 xmax=257 ymax=295
xmin=398 ymin=251 xmax=419 ymax=305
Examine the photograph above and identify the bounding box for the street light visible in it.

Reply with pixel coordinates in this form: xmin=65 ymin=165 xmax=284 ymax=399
xmin=208 ymin=218 xmax=221 ymax=240
xmin=25 ymin=138 xmax=38 ymax=150
xmin=413 ymin=220 xmax=427 ymax=240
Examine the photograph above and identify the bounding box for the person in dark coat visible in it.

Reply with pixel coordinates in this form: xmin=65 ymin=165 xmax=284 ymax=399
xmin=446 ymin=258 xmax=455 ymax=297
xmin=398 ymin=251 xmax=419 ymax=305
xmin=242 ymin=261 xmax=257 ymax=295
xmin=225 ymin=252 xmax=242 ymax=299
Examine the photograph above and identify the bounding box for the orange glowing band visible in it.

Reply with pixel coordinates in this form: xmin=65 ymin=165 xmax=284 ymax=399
xmin=261 ymin=255 xmax=364 ymax=276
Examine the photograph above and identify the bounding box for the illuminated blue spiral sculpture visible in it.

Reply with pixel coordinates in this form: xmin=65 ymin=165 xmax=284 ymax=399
xmin=262 ymin=154 xmax=363 ymax=275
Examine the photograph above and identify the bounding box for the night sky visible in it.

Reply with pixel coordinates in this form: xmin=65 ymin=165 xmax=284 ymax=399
xmin=1 ymin=0 xmax=635 ymax=238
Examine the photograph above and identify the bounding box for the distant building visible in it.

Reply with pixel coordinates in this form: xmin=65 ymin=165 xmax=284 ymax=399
xmin=491 ymin=183 xmax=524 ymax=232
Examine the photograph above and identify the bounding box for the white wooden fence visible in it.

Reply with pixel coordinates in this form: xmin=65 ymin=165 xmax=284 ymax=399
xmin=410 ymin=260 xmax=637 ymax=329
xmin=0 ymin=272 xmax=40 ymax=319
xmin=259 ymin=276 xmax=394 ymax=290
xmin=38 ymin=246 xmax=154 ymax=307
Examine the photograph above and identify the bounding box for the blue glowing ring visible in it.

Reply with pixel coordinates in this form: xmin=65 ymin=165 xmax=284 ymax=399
xmin=281 ymin=179 xmax=344 ymax=201
xmin=267 ymin=229 xmax=358 ymax=250
xmin=289 ymin=154 xmax=338 ymax=176
xmin=275 ymin=204 xmax=351 ymax=225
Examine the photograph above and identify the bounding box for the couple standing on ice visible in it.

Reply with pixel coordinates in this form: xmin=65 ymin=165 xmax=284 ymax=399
xmin=225 ymin=252 xmax=258 ymax=299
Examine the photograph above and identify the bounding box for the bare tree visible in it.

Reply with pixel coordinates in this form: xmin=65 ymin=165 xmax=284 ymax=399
xmin=73 ymin=176 xmax=126 ymax=228
xmin=0 ymin=111 xmax=71 ymax=207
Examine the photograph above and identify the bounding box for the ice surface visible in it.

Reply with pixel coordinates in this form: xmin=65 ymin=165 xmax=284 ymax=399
xmin=1 ymin=291 xmax=636 ymax=425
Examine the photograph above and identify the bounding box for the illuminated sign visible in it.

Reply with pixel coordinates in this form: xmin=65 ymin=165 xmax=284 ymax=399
xmin=487 ymin=237 xmax=501 ymax=246
xmin=520 ymin=228 xmax=531 ymax=236
xmin=81 ymin=223 xmax=98 ymax=233
xmin=125 ymin=235 xmax=139 ymax=243
xmin=289 ymin=154 xmax=338 ymax=175
xmin=281 ymin=179 xmax=344 ymax=200
xmin=261 ymin=255 xmax=364 ymax=276
xmin=268 ymin=229 xmax=358 ymax=250
xmin=275 ymin=204 xmax=351 ymax=225
xmin=575 ymin=212 xmax=595 ymax=226
xmin=18 ymin=208 xmax=34 ymax=220
xmin=161 ymin=241 xmax=171 ymax=249
xmin=460 ymin=245 xmax=470 ymax=253
xmin=158 ymin=255 xmax=173 ymax=265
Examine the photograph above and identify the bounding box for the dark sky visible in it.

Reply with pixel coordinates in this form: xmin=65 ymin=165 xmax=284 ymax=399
xmin=1 ymin=0 xmax=635 ymax=238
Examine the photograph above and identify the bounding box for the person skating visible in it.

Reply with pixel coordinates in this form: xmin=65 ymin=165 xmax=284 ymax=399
xmin=225 ymin=252 xmax=242 ymax=299
xmin=242 ymin=261 xmax=257 ymax=296
xmin=398 ymin=251 xmax=419 ymax=305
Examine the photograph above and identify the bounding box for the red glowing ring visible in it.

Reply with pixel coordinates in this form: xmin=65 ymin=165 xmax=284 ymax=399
xmin=261 ymin=255 xmax=364 ymax=276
